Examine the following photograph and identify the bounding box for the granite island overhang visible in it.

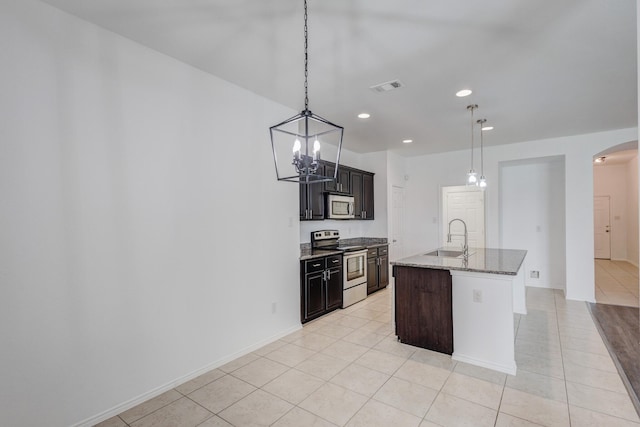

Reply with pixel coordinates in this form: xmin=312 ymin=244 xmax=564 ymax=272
xmin=391 ymin=247 xmax=527 ymax=375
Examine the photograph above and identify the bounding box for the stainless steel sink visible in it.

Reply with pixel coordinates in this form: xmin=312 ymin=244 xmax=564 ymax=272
xmin=424 ymin=249 xmax=465 ymax=258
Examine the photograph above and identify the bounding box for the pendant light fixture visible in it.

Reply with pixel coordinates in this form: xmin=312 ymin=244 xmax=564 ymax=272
xmin=477 ymin=118 xmax=487 ymax=189
xmin=466 ymin=104 xmax=478 ymax=185
xmin=269 ymin=0 xmax=343 ymax=184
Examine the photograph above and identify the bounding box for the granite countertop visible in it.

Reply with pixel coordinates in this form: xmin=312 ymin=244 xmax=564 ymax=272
xmin=300 ymin=237 xmax=388 ymax=260
xmin=300 ymin=248 xmax=344 ymax=260
xmin=391 ymin=247 xmax=527 ymax=275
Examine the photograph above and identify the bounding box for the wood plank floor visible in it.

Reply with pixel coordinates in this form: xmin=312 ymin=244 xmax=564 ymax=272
xmin=589 ymin=302 xmax=640 ymax=415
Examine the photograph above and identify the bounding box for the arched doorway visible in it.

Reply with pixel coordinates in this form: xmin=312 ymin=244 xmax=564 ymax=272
xmin=593 ymin=141 xmax=639 ymax=307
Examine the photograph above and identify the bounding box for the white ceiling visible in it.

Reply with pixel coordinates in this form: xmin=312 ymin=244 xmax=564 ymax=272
xmin=39 ymin=0 xmax=638 ymax=157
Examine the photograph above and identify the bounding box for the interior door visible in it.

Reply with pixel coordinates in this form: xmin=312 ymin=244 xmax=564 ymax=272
xmin=594 ymin=196 xmax=611 ymax=259
xmin=390 ymin=186 xmax=406 ymax=260
xmin=442 ymin=186 xmax=485 ymax=249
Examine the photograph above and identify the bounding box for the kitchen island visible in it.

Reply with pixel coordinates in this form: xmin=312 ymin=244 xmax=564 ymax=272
xmin=392 ymin=248 xmax=527 ymax=375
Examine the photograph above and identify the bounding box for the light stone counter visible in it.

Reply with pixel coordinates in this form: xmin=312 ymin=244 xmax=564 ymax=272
xmin=391 ymin=247 xmax=527 ymax=276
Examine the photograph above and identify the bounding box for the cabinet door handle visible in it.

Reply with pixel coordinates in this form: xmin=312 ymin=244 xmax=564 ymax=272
xmin=313 ymin=263 xmax=321 ymax=267
xmin=332 ymin=259 xmax=339 ymax=263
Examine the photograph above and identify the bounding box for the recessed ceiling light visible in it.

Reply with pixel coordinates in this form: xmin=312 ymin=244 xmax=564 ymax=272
xmin=481 ymin=125 xmax=494 ymax=131
xmin=594 ymin=156 xmax=606 ymax=163
xmin=402 ymin=139 xmax=413 ymax=144
xmin=358 ymin=113 xmax=371 ymax=119
xmin=456 ymin=89 xmax=472 ymax=97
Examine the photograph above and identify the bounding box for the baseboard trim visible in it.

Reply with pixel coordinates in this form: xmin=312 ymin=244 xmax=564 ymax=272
xmin=524 ymin=282 xmax=564 ymax=290
xmin=452 ymin=352 xmax=516 ymax=376
xmin=73 ymin=324 xmax=302 ymax=427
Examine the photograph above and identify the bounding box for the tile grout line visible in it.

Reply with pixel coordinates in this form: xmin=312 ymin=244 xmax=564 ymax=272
xmin=181 ymin=392 xmax=217 ymax=426
xmin=554 ymin=289 xmax=572 ymax=427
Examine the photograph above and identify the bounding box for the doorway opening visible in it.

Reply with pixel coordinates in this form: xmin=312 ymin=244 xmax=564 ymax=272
xmin=499 ymin=156 xmax=566 ymax=292
xmin=441 ymin=185 xmax=485 ymax=249
xmin=390 ymin=185 xmax=406 ymax=261
xmin=593 ymin=144 xmax=639 ymax=307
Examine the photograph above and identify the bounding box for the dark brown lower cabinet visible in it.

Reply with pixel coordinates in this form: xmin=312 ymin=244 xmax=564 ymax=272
xmin=301 ymin=255 xmax=343 ymax=323
xmin=325 ymin=266 xmax=342 ymax=310
xmin=367 ymin=246 xmax=389 ymax=294
xmin=393 ymin=266 xmax=453 ymax=354
xmin=304 ymin=271 xmax=326 ymax=320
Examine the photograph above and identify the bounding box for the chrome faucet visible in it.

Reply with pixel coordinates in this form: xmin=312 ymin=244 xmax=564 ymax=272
xmin=447 ymin=218 xmax=469 ymax=259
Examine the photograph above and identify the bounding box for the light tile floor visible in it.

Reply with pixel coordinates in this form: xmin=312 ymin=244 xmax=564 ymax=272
xmin=97 ymin=286 xmax=640 ymax=427
xmin=595 ymin=259 xmax=639 ymax=307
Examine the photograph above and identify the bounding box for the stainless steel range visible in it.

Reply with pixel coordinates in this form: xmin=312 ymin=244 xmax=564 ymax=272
xmin=311 ymin=230 xmax=368 ymax=308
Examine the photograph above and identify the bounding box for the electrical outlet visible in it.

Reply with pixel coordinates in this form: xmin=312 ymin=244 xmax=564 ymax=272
xmin=271 ymin=302 xmax=277 ymax=314
xmin=472 ymin=289 xmax=482 ymax=303
xmin=530 ymin=270 xmax=540 ymax=279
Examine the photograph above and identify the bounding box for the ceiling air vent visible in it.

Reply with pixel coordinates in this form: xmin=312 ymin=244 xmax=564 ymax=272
xmin=369 ymin=80 xmax=405 ymax=93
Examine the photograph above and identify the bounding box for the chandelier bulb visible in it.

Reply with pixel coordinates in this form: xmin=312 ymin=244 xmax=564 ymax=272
xmin=313 ymin=138 xmax=321 ymax=161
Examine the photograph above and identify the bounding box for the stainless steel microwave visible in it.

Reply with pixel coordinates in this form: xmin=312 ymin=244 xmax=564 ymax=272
xmin=326 ymin=194 xmax=355 ymax=219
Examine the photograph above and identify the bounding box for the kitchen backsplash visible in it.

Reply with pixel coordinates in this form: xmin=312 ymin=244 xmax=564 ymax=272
xmin=299 ymin=219 xmax=387 ymax=243
xmin=300 ymin=237 xmax=387 ymax=252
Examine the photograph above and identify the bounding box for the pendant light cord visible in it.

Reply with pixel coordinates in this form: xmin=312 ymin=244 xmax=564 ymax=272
xmin=304 ymin=0 xmax=309 ymax=111
xmin=468 ymin=105 xmax=476 ymax=170
xmin=480 ymin=122 xmax=484 ymax=175
xmin=470 ymin=108 xmax=474 ymax=169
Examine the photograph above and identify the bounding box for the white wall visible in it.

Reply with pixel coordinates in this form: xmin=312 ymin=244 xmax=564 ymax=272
xmin=594 ymin=163 xmax=632 ymax=261
xmin=404 ymin=128 xmax=637 ymax=302
xmin=0 ymin=1 xmax=302 ymax=426
xmin=626 ymin=155 xmax=639 ymax=265
xmin=500 ymin=157 xmax=566 ymax=290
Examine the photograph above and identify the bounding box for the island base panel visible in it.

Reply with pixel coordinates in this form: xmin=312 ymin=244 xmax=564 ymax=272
xmin=394 ymin=266 xmax=453 ymax=355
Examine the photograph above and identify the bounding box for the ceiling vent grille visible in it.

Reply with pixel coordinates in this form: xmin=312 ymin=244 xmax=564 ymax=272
xmin=369 ymin=80 xmax=405 ymax=93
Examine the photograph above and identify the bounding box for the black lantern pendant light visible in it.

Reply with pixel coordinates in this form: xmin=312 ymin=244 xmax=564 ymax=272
xmin=269 ymin=0 xmax=343 ymax=184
